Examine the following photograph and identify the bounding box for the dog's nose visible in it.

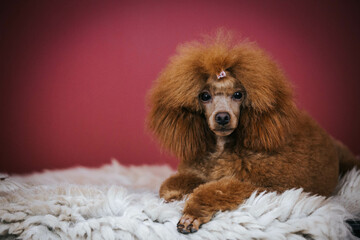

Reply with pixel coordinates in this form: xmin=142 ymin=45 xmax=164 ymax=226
xmin=215 ymin=112 xmax=230 ymax=126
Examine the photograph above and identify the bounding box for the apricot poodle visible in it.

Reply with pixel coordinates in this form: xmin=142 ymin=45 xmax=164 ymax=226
xmin=147 ymin=32 xmax=359 ymax=234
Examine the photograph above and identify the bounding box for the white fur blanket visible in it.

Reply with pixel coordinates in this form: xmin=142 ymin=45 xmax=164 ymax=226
xmin=0 ymin=160 xmax=359 ymax=240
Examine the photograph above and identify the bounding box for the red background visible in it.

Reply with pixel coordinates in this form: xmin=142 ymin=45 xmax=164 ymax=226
xmin=1 ymin=0 xmax=359 ymax=174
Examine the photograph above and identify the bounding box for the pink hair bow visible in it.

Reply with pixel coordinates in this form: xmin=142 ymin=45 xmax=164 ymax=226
xmin=217 ymin=70 xmax=226 ymax=79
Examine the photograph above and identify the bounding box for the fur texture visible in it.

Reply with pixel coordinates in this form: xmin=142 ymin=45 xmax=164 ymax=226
xmin=147 ymin=32 xmax=360 ymax=233
xmin=0 ymin=161 xmax=360 ymax=240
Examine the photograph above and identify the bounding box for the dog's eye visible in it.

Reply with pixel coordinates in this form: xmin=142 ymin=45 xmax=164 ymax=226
xmin=233 ymin=91 xmax=243 ymax=100
xmin=199 ymin=92 xmax=212 ymax=102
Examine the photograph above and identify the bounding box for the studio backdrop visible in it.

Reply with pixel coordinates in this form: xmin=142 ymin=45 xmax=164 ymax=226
xmin=0 ymin=0 xmax=359 ymax=173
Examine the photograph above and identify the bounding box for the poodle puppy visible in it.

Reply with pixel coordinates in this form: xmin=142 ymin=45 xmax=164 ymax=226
xmin=147 ymin=32 xmax=359 ymax=234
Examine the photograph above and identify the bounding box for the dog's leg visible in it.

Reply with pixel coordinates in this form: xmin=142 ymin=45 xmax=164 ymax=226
xmin=159 ymin=172 xmax=206 ymax=202
xmin=177 ymin=177 xmax=274 ymax=234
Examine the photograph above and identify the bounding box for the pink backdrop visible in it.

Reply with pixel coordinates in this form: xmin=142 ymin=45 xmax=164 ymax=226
xmin=1 ymin=0 xmax=359 ymax=173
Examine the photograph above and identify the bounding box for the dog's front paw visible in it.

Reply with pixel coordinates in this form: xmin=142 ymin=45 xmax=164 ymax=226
xmin=160 ymin=189 xmax=185 ymax=202
xmin=177 ymin=214 xmax=201 ymax=234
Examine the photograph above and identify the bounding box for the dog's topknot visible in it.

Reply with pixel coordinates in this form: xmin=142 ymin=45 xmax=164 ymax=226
xmin=147 ymin=31 xmax=298 ymax=162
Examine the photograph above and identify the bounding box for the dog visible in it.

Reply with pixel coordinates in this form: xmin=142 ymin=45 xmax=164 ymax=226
xmin=147 ymin=32 xmax=359 ymax=234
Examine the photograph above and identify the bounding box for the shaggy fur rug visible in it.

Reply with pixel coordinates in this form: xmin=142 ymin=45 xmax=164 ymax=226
xmin=0 ymin=160 xmax=359 ymax=240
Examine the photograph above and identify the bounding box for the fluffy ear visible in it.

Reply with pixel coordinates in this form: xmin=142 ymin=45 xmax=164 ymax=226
xmin=231 ymin=45 xmax=298 ymax=151
xmin=147 ymin=105 xmax=214 ymax=162
xmin=147 ymin=45 xmax=215 ymax=162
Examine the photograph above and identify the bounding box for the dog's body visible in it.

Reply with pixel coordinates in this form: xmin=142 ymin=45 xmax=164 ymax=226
xmin=147 ymin=33 xmax=359 ymax=234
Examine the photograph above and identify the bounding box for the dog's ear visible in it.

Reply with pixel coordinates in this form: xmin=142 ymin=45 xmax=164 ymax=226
xmin=231 ymin=45 xmax=298 ymax=151
xmin=147 ymin=46 xmax=215 ymax=162
xmin=147 ymin=105 xmax=214 ymax=162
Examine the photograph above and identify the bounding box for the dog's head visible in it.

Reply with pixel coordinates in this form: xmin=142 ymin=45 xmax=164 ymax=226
xmin=147 ymin=32 xmax=298 ymax=162
xmin=198 ymin=71 xmax=245 ymax=137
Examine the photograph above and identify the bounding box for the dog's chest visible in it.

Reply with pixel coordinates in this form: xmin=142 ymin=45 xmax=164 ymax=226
xmin=205 ymin=154 xmax=252 ymax=181
xmin=203 ymin=138 xmax=254 ymax=181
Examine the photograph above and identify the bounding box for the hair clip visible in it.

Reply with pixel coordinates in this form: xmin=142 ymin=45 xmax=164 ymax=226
xmin=217 ymin=70 xmax=226 ymax=79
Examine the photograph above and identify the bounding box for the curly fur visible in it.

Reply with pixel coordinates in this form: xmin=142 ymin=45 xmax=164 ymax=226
xmin=147 ymin=31 xmax=360 ymax=234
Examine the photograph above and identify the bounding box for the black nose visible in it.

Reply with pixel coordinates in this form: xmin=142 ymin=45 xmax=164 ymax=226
xmin=215 ymin=112 xmax=230 ymax=126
